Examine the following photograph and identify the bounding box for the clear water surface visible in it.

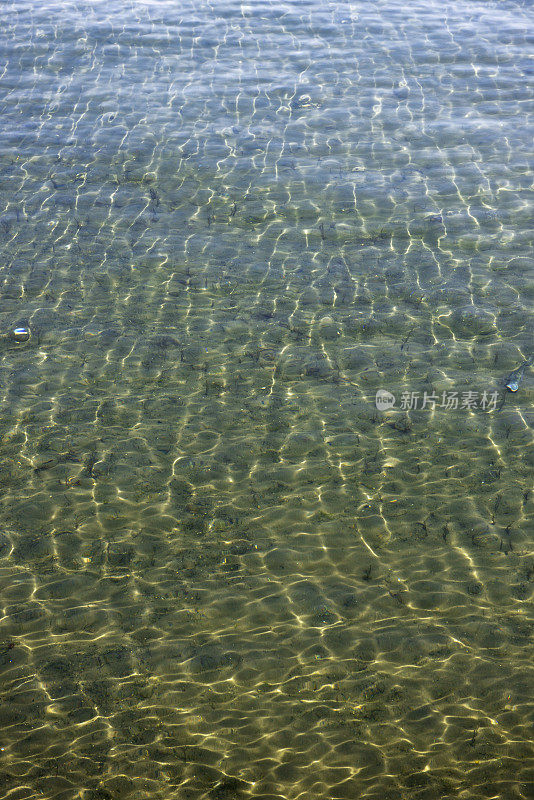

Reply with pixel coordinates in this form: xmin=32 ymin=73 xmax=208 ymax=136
xmin=0 ymin=0 xmax=533 ymax=798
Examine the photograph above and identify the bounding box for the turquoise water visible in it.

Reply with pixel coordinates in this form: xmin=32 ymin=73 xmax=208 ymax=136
xmin=0 ymin=1 xmax=533 ymax=798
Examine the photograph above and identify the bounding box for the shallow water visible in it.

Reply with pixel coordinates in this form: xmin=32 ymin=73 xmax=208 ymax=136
xmin=0 ymin=0 xmax=533 ymax=798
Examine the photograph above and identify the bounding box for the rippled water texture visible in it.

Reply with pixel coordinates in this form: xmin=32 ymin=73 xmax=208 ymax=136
xmin=0 ymin=0 xmax=533 ymax=798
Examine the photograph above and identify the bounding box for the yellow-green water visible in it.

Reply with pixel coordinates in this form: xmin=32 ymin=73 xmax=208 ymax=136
xmin=0 ymin=0 xmax=533 ymax=798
